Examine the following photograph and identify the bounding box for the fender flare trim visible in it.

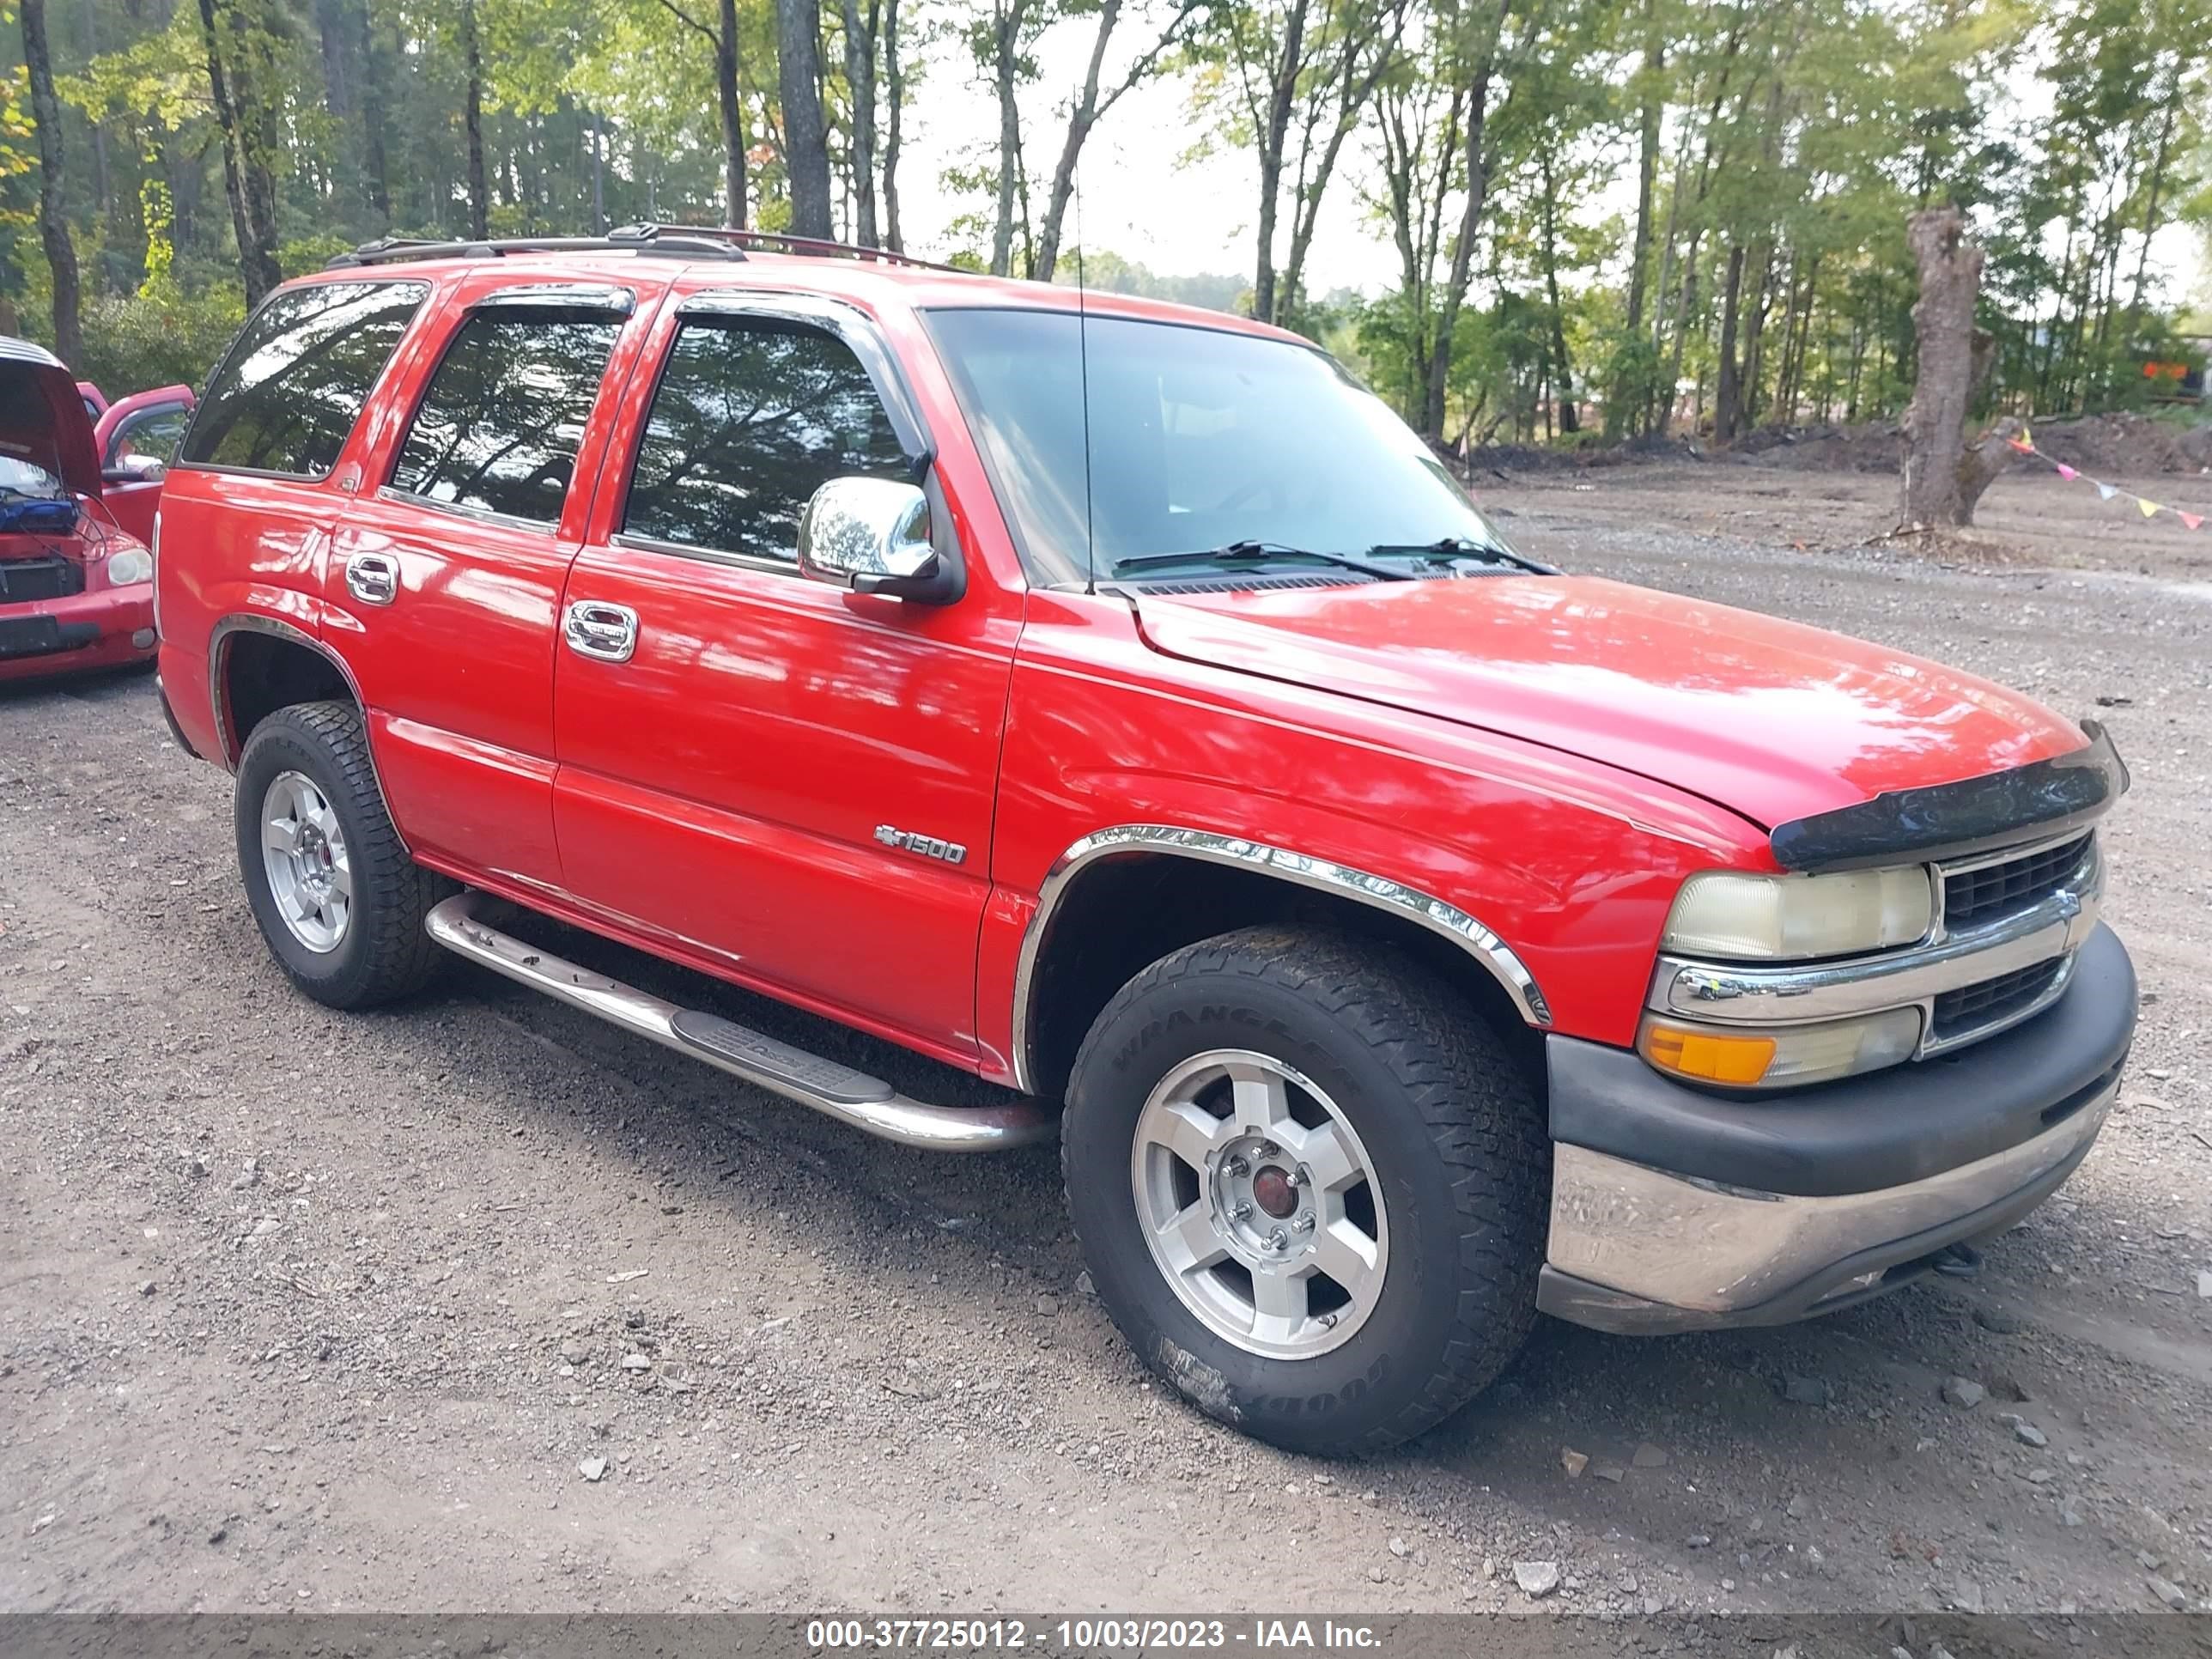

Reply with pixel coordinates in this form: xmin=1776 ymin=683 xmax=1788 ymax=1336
xmin=1008 ymin=823 xmax=1552 ymax=1094
xmin=207 ymin=612 xmax=410 ymax=856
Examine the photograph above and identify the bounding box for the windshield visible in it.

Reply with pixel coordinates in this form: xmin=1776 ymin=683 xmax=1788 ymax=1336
xmin=923 ymin=307 xmax=1506 ymax=586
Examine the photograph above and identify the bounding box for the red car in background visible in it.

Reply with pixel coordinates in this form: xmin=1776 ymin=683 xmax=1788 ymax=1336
xmin=0 ymin=337 xmax=158 ymax=683
xmin=92 ymin=383 xmax=197 ymax=544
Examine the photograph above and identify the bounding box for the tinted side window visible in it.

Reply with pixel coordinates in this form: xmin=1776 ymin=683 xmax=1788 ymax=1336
xmin=179 ymin=282 xmax=429 ymax=478
xmin=388 ymin=308 xmax=622 ymax=525
xmin=106 ymin=403 xmax=192 ymax=467
xmin=624 ymin=319 xmax=909 ymax=563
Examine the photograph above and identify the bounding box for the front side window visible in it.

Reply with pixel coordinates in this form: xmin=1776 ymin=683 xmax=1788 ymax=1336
xmin=179 ymin=281 xmax=429 ymax=478
xmin=106 ymin=404 xmax=192 ymax=469
xmin=923 ymin=307 xmax=1508 ymax=586
xmin=623 ymin=318 xmax=909 ymax=564
xmin=389 ymin=307 xmax=622 ymax=525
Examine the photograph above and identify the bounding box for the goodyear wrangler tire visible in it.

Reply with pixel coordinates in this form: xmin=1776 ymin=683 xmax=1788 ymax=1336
xmin=1062 ymin=926 xmax=1548 ymax=1455
xmin=234 ymin=700 xmax=451 ymax=1010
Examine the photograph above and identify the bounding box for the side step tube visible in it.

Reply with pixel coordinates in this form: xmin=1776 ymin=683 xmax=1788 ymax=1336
xmin=424 ymin=892 xmax=1057 ymax=1152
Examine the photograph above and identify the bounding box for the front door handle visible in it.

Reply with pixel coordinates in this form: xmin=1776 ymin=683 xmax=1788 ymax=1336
xmin=345 ymin=550 xmax=398 ymax=607
xmin=563 ymin=600 xmax=639 ymax=664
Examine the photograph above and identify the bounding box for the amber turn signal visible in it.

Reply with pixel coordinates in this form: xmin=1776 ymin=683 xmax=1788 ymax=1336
xmin=1639 ymin=1024 xmax=1778 ymax=1085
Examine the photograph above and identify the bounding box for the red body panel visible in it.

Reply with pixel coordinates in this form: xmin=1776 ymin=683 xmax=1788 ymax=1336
xmin=1129 ymin=575 xmax=2086 ymax=828
xmin=149 ymin=252 xmax=2098 ymax=1090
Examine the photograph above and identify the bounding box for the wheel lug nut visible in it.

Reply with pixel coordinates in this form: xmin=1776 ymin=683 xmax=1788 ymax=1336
xmin=1258 ymin=1140 xmax=1280 ymax=1158
xmin=1292 ymin=1214 xmax=1316 ymax=1236
xmin=1224 ymin=1155 xmax=1249 ymax=1178
xmin=1229 ymin=1200 xmax=1252 ymax=1222
xmin=1266 ymin=1227 xmax=1287 ymax=1251
xmin=1285 ymin=1168 xmax=1304 ymax=1188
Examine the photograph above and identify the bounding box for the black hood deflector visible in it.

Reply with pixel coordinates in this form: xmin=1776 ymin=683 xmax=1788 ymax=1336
xmin=1769 ymin=720 xmax=2130 ymax=872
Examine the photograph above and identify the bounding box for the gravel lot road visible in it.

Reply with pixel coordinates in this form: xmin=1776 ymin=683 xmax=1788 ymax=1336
xmin=3 ymin=467 xmax=2209 ymax=1619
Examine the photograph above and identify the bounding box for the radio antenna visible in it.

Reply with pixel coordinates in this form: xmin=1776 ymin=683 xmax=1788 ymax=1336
xmin=1074 ymin=170 xmax=1097 ymax=595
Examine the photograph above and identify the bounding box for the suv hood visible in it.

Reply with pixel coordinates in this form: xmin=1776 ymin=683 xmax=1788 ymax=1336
xmin=1130 ymin=574 xmax=2087 ymax=830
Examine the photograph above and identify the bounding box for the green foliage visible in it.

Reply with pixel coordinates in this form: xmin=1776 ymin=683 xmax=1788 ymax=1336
xmin=69 ymin=287 xmax=246 ymax=392
xmin=0 ymin=0 xmax=2203 ymax=441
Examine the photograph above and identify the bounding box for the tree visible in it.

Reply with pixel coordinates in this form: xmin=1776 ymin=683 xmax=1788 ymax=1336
xmin=1030 ymin=0 xmax=1204 ymax=282
xmin=462 ymin=0 xmax=489 ymax=237
xmin=647 ymin=0 xmax=750 ymax=226
xmin=1196 ymin=0 xmax=1407 ymax=325
xmin=1899 ymin=207 xmax=2012 ymax=529
xmin=198 ymin=0 xmax=284 ymax=303
xmin=777 ymin=0 xmax=834 ymax=236
xmin=21 ymin=0 xmax=82 ymax=364
xmin=839 ymin=0 xmax=879 ymax=244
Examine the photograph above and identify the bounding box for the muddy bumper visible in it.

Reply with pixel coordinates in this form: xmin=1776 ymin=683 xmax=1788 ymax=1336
xmin=1537 ymin=923 xmax=2136 ymax=1334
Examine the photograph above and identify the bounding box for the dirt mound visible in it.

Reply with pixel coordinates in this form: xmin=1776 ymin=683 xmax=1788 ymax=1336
xmin=1459 ymin=429 xmax=1704 ymax=475
xmin=1735 ymin=422 xmax=1905 ymax=472
xmin=1735 ymin=410 xmax=2211 ymax=477
xmin=2029 ymin=411 xmax=2212 ymax=476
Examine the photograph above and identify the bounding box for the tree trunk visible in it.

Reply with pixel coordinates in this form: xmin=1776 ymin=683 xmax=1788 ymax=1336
xmin=1031 ymin=0 xmax=1121 ymax=283
xmin=717 ymin=0 xmax=747 ymax=227
xmin=462 ymin=0 xmax=489 ymax=238
xmin=1539 ymin=148 xmax=1577 ymax=434
xmin=880 ymin=0 xmax=904 ymax=251
xmin=1606 ymin=11 xmax=1662 ymax=436
xmin=778 ymin=0 xmax=835 ymax=238
xmin=356 ymin=0 xmax=392 ymax=227
xmin=591 ymin=109 xmax=607 ymax=232
xmin=988 ymin=0 xmax=1024 ymax=275
xmin=1899 ymin=207 xmax=2010 ymax=530
xmin=1713 ymin=240 xmax=1746 ymax=441
xmin=841 ymin=0 xmax=878 ymax=246
xmin=198 ymin=0 xmax=282 ymax=304
xmin=21 ymin=0 xmax=82 ymax=365
xmin=1251 ymin=0 xmax=1312 ymax=325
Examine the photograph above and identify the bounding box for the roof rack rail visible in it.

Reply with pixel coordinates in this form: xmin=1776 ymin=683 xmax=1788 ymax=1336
xmin=326 ymin=225 xmax=749 ymax=270
xmin=602 ymin=223 xmax=976 ymax=276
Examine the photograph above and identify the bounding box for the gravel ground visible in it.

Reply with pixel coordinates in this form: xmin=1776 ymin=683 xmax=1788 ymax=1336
xmin=3 ymin=465 xmax=2209 ymax=1618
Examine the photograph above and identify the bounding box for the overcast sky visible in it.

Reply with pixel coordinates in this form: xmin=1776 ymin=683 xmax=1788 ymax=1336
xmin=890 ymin=18 xmax=2210 ymax=313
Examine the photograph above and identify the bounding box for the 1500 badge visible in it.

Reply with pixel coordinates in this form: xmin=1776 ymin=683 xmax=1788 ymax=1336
xmin=875 ymin=824 xmax=967 ymax=865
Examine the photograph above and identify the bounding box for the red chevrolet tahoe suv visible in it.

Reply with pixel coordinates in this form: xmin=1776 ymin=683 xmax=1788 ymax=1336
xmin=154 ymin=226 xmax=2136 ymax=1455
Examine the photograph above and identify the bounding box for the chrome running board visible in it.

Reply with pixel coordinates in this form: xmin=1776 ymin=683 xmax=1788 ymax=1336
xmin=424 ymin=892 xmax=1056 ymax=1152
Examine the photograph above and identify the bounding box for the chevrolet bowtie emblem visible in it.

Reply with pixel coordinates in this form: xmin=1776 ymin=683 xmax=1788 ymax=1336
xmin=875 ymin=824 xmax=967 ymax=865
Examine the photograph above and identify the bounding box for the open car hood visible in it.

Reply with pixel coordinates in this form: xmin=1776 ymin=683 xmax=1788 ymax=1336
xmin=1129 ymin=574 xmax=2089 ymax=831
xmin=0 ymin=335 xmax=102 ymax=500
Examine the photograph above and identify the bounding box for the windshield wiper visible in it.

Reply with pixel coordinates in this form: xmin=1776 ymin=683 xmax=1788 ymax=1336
xmin=1364 ymin=536 xmax=1558 ymax=575
xmin=1110 ymin=540 xmax=1415 ymax=581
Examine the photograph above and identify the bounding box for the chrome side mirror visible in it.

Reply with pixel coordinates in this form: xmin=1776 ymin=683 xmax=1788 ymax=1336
xmin=796 ymin=476 xmax=963 ymax=603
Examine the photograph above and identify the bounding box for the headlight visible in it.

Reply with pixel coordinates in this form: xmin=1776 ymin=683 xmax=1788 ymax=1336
xmin=1662 ymin=866 xmax=1932 ymax=961
xmin=1639 ymin=1006 xmax=1923 ymax=1089
xmin=106 ymin=547 xmax=154 ymax=586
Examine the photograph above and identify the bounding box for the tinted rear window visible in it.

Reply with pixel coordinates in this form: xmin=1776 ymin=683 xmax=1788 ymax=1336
xmin=388 ymin=308 xmax=621 ymax=524
xmin=179 ymin=281 xmax=429 ymax=479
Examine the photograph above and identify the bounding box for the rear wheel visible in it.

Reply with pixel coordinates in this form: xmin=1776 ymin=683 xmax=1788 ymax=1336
xmin=1062 ymin=926 xmax=1547 ymax=1455
xmin=234 ymin=700 xmax=449 ymax=1009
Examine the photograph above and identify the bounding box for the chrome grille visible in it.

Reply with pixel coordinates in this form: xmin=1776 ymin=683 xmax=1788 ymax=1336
xmin=0 ymin=553 xmax=83 ymax=604
xmin=1932 ymin=957 xmax=2063 ymax=1039
xmin=1943 ymin=834 xmax=2091 ymax=931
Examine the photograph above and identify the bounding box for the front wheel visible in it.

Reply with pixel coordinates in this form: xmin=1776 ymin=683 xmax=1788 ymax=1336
xmin=1062 ymin=927 xmax=1548 ymax=1455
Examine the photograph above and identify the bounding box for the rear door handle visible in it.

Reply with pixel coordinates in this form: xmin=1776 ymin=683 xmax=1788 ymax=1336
xmin=345 ymin=550 xmax=398 ymax=607
xmin=563 ymin=600 xmax=639 ymax=664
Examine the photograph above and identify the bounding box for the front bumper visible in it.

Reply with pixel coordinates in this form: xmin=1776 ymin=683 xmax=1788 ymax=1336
xmin=1538 ymin=922 xmax=2135 ymax=1334
xmin=0 ymin=586 xmax=156 ymax=682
